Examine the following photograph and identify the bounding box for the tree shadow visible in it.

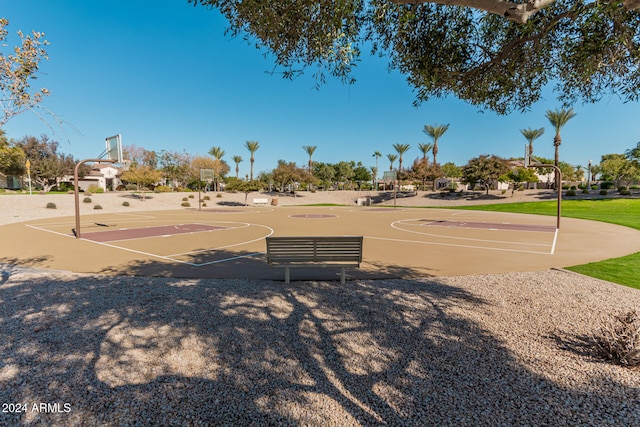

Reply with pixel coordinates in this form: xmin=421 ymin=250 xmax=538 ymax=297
xmin=2 ymin=268 xmax=639 ymax=425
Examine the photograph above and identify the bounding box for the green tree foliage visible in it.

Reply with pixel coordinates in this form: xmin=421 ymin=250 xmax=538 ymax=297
xmin=189 ymin=0 xmax=640 ymax=113
xmin=313 ymin=162 xmax=336 ymax=190
xmin=159 ymin=150 xmax=192 ymax=188
xmin=352 ymin=161 xmax=372 ymax=189
xmin=0 ymin=129 xmax=26 ymax=175
xmin=599 ymin=153 xmax=640 ymax=187
xmin=441 ymin=162 xmax=462 ymax=178
xmin=500 ymin=167 xmax=539 ymax=196
xmin=272 ymin=160 xmax=306 ymax=192
xmin=0 ymin=18 xmax=50 ymax=126
xmin=406 ymin=157 xmax=442 ymax=190
xmin=15 ymin=134 xmax=79 ymax=192
xmin=333 ymin=161 xmax=355 ymax=189
xmin=120 ymin=165 xmax=163 ymax=198
xmin=462 ymin=154 xmax=510 ymax=194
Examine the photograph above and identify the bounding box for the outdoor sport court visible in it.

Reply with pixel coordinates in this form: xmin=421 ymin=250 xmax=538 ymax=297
xmin=3 ymin=205 xmax=640 ymax=281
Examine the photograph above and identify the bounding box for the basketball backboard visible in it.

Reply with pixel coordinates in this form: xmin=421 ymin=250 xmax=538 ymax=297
xmin=383 ymin=171 xmax=397 ymax=181
xmin=200 ymin=168 xmax=215 ymax=182
xmin=105 ymin=134 xmax=123 ymax=163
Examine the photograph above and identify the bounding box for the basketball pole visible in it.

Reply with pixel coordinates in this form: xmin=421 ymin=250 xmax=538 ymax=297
xmin=526 ymin=155 xmax=562 ymax=229
xmin=73 ymin=159 xmax=115 ymax=239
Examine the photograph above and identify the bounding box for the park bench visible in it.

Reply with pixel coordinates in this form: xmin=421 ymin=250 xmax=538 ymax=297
xmin=265 ymin=236 xmax=363 ymax=284
xmin=253 ymin=198 xmax=269 ymax=206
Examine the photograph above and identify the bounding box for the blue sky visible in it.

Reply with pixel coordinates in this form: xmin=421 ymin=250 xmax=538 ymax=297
xmin=3 ymin=0 xmax=639 ymax=178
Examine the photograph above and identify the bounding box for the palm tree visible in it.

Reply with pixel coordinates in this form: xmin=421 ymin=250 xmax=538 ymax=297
xmin=418 ymin=142 xmax=433 ymax=162
xmin=244 ymin=140 xmax=260 ymax=181
xmin=393 ymin=143 xmax=411 ymax=171
xmin=545 ymin=108 xmax=576 ymax=189
xmin=232 ymin=155 xmax=243 ymax=179
xmin=302 ymin=145 xmax=317 ymax=190
xmin=372 ymin=151 xmax=382 ymax=186
xmin=387 ymin=153 xmax=398 ymax=171
xmin=520 ymin=127 xmax=545 ymax=158
xmin=423 ymin=123 xmax=450 ymax=166
xmin=208 ymin=146 xmax=225 ymax=191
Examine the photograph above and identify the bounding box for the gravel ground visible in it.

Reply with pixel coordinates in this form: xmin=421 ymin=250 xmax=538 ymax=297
xmin=1 ymin=191 xmax=639 ymax=425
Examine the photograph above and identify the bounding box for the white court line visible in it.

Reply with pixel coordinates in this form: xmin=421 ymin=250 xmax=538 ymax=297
xmin=166 ymin=225 xmax=274 ymax=257
xmin=191 ymin=252 xmax=265 ymax=267
xmin=550 ymin=228 xmax=559 ymax=254
xmin=26 ymin=224 xmax=76 ymax=239
xmin=366 ymin=235 xmax=553 ymax=255
xmin=391 ymin=219 xmax=553 ymax=249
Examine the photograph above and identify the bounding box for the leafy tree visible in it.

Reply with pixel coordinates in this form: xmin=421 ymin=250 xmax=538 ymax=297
xmin=441 ymin=162 xmax=462 ymax=179
xmin=409 ymin=157 xmax=443 ymax=191
xmin=271 ymin=160 xmax=306 ymax=193
xmin=123 ymin=144 xmax=157 ymax=168
xmin=462 ymin=154 xmax=510 ymax=194
xmin=225 ymin=178 xmax=264 ymax=205
xmin=520 ymin=127 xmax=545 ymax=157
xmin=423 ymin=124 xmax=449 ymax=165
xmin=626 ymin=141 xmax=640 ymax=165
xmin=333 ymin=161 xmax=355 ymax=189
xmin=189 ymin=1 xmax=640 ymax=114
xmin=159 ymin=149 xmax=191 ymax=189
xmin=0 ymin=18 xmax=50 ymax=126
xmin=15 ymin=134 xmax=79 ymax=192
xmin=0 ymin=129 xmax=26 ymax=175
xmin=245 ymin=140 xmax=260 ymax=181
xmin=500 ymin=167 xmax=539 ymax=196
xmin=120 ymin=165 xmax=163 ymax=199
xmin=392 ymin=143 xmax=411 ymax=170
xmin=313 ymin=162 xmax=335 ymax=190
xmin=599 ymin=153 xmax=639 ymax=187
xmin=352 ymin=161 xmax=372 ymax=189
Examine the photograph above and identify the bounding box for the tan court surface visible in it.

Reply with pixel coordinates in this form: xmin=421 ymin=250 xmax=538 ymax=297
xmin=2 ymin=206 xmax=639 ymax=281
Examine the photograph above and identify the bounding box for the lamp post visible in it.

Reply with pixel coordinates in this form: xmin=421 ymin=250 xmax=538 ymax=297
xmin=587 ymin=159 xmax=592 ymax=189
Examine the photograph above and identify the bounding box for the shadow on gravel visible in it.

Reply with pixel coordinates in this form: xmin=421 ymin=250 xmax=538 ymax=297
xmin=1 ymin=268 xmax=639 ymax=425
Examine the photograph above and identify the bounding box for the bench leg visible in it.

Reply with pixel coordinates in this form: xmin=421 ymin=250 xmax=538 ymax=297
xmin=340 ymin=267 xmax=345 ymax=285
xmin=285 ymin=267 xmax=290 ymax=284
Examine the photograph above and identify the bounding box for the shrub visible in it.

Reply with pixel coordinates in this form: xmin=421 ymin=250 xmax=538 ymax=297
xmin=630 ymin=185 xmax=639 ymax=190
xmin=562 ymin=185 xmax=570 ymax=190
xmin=83 ymin=197 xmax=92 ymax=203
xmin=591 ymin=184 xmax=598 ymax=190
xmin=126 ymin=184 xmax=137 ymax=191
xmin=154 ymin=185 xmax=172 ymax=193
xmin=93 ymin=204 xmax=103 ymax=210
xmin=570 ymin=185 xmax=577 ymax=190
xmin=594 ymin=310 xmax=640 ymax=367
xmin=618 ymin=186 xmax=629 ymax=192
xmin=599 ymin=189 xmax=608 ymax=196
xmin=122 ymin=201 xmax=130 ymax=207
xmin=216 ymin=193 xmax=223 ymax=198
xmin=582 ymin=189 xmax=590 ymax=194
xmin=620 ymin=189 xmax=631 ymax=196
xmin=565 ymin=189 xmax=576 ymax=196
xmin=601 ymin=181 xmax=615 ymax=190
xmin=182 ymin=197 xmax=188 ymax=201
xmin=202 ymin=203 xmax=207 ymax=207
xmin=88 ymin=184 xmax=104 ymax=194
xmin=203 ymin=195 xmax=210 ymax=201
xmin=181 ymin=202 xmax=191 ymax=207
xmin=440 ymin=192 xmax=447 ymax=198
xmin=188 ymin=194 xmax=195 ymax=199
xmin=46 ymin=202 xmax=56 ymax=209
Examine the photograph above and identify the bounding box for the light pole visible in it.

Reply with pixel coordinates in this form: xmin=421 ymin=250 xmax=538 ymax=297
xmin=587 ymin=159 xmax=592 ymax=189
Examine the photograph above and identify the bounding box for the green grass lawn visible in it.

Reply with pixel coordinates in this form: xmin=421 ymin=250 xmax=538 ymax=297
xmin=450 ymin=199 xmax=640 ymax=289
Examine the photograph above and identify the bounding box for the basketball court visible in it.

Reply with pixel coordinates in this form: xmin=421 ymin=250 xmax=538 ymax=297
xmin=3 ymin=204 xmax=640 ymax=281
